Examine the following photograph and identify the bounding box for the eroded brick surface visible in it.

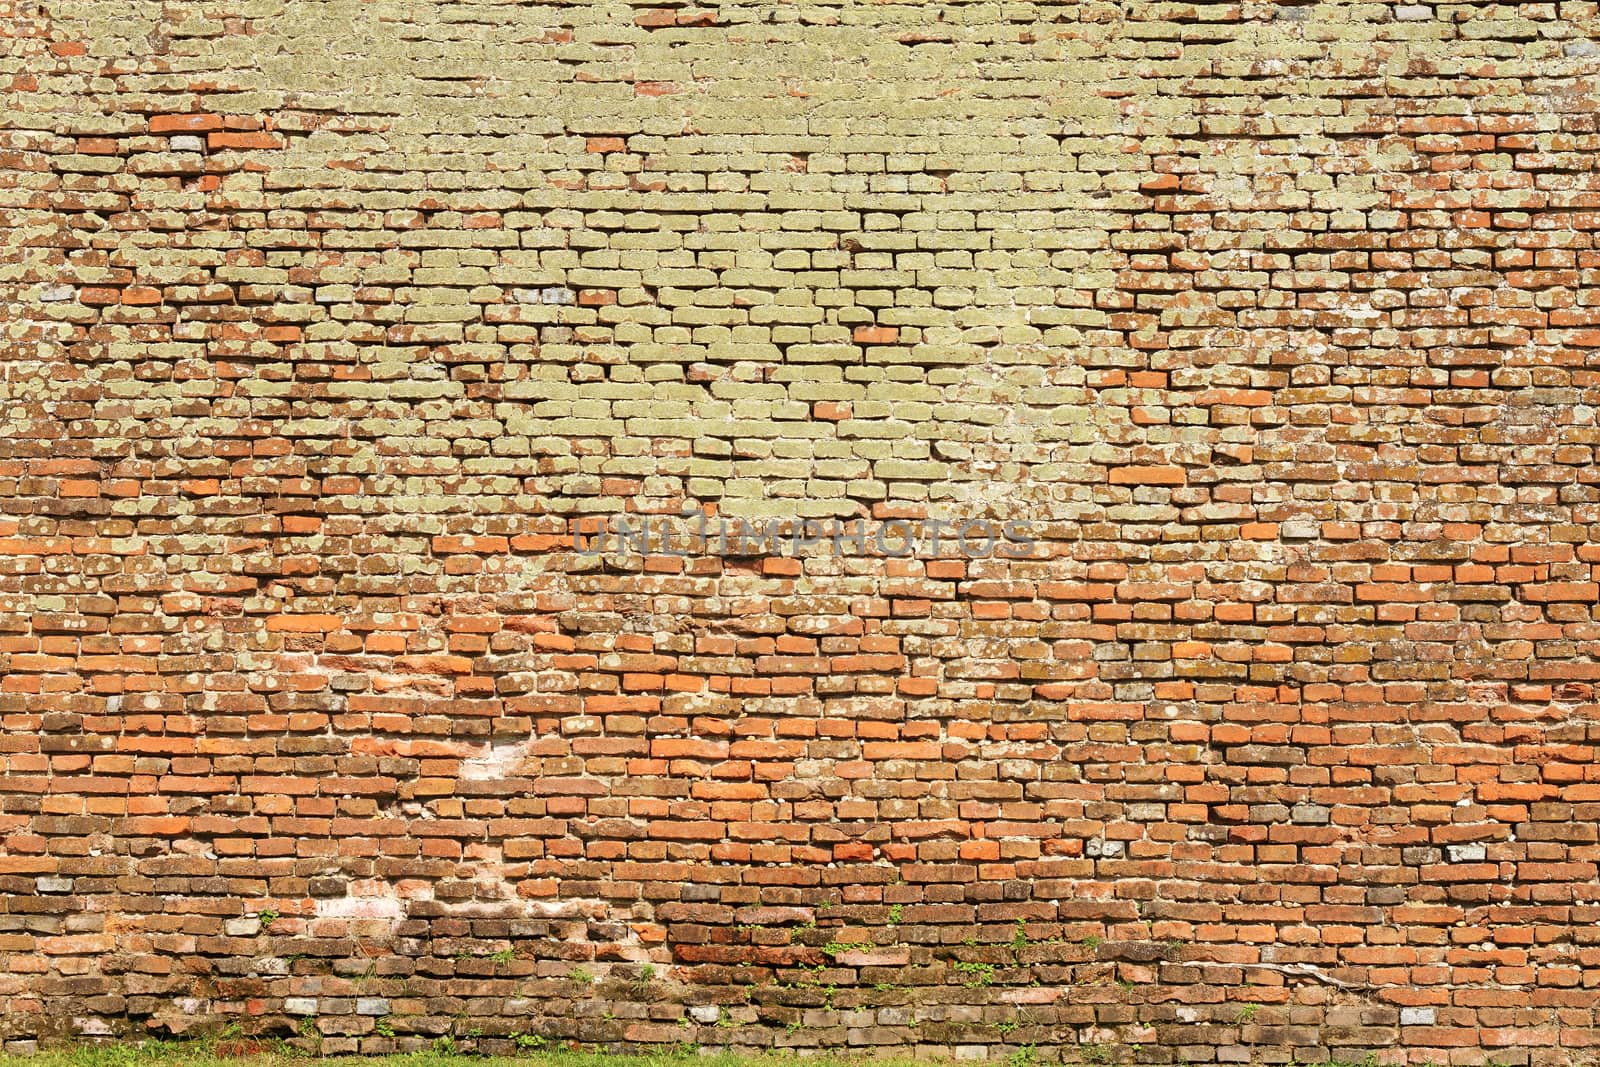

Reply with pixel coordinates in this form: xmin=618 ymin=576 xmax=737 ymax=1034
xmin=3 ymin=0 xmax=1600 ymax=1061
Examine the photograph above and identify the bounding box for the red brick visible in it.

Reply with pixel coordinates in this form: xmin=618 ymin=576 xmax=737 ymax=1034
xmin=264 ymin=614 xmax=342 ymax=632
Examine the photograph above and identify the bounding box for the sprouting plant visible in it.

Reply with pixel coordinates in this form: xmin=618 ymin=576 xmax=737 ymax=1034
xmin=785 ymin=1020 xmax=803 ymax=1036
xmin=374 ymin=1019 xmax=394 ymax=1038
xmin=1008 ymin=1045 xmax=1037 ymax=1067
xmin=512 ymin=1032 xmax=547 ymax=1051
xmin=433 ymin=1036 xmax=456 ymax=1054
xmin=887 ymin=904 xmax=903 ymax=924
xmin=257 ymin=909 xmax=279 ymax=931
xmin=1163 ymin=938 xmax=1183 ymax=960
xmin=1011 ymin=918 xmax=1030 ymax=950
xmin=953 ymin=960 xmax=996 ymax=988
xmin=570 ymin=966 xmax=594 ymax=984
xmin=962 ymin=935 xmax=979 ymax=947
xmin=996 ymin=1019 xmax=1019 ymax=1036
xmin=1236 ymin=1003 xmax=1260 ymax=1023
xmin=873 ymin=981 xmax=898 ymax=992
xmin=640 ymin=963 xmax=656 ymax=980
xmin=822 ymin=940 xmax=871 ymax=958
xmin=1083 ymin=934 xmax=1102 ymax=950
xmin=297 ymin=1018 xmax=317 ymax=1039
xmin=1083 ymin=1043 xmax=1111 ymax=1064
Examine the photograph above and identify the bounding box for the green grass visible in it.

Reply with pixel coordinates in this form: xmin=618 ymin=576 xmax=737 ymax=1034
xmin=0 ymin=1049 xmax=943 ymax=1067
xmin=0 ymin=1043 xmax=1400 ymax=1067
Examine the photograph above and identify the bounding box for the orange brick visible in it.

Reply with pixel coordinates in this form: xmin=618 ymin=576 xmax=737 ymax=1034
xmin=1109 ymin=465 xmax=1186 ymax=485
xmin=208 ymin=131 xmax=283 ymax=150
xmin=149 ymin=113 xmax=224 ymax=133
xmin=852 ymin=325 xmax=899 ymax=344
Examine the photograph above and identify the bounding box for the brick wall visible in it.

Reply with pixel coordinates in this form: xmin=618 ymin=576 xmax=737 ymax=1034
xmin=3 ymin=0 xmax=1599 ymax=1061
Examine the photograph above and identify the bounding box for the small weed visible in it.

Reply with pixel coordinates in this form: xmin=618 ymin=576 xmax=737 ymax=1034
xmin=257 ymin=909 xmax=279 ymax=931
xmin=373 ymin=1019 xmax=394 ymax=1039
xmin=1008 ymin=1046 xmax=1037 ymax=1067
xmin=996 ymin=1019 xmax=1019 ymax=1036
xmin=1236 ymin=1002 xmax=1260 ymax=1023
xmin=1011 ymin=918 xmax=1030 ymax=950
xmin=489 ymin=947 xmax=515 ymax=963
xmin=821 ymin=940 xmax=871 ymax=958
xmin=511 ymin=1032 xmax=547 ymax=1051
xmin=953 ymin=960 xmax=996 ymax=988
xmin=569 ymin=966 xmax=594 ymax=984
xmin=1083 ymin=1043 xmax=1111 ymax=1064
xmin=629 ymin=963 xmax=660 ymax=998
xmin=887 ymin=903 xmax=903 ymax=924
xmin=1082 ymin=934 xmax=1102 ymax=950
xmin=432 ymin=1036 xmax=456 ymax=1054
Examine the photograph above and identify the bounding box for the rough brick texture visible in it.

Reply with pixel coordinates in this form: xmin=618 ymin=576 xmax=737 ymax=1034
xmin=3 ymin=0 xmax=1600 ymax=1062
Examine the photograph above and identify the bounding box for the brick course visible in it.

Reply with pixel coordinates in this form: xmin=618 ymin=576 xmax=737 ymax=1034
xmin=3 ymin=0 xmax=1600 ymax=1061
